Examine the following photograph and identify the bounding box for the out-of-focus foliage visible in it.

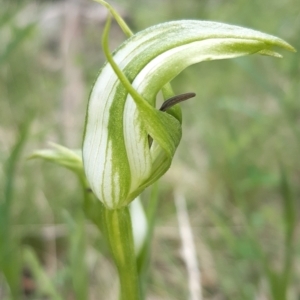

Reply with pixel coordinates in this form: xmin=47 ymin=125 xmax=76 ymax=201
xmin=0 ymin=0 xmax=299 ymax=299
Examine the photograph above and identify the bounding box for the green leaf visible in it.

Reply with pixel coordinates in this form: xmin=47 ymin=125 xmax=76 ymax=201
xmin=29 ymin=143 xmax=83 ymax=176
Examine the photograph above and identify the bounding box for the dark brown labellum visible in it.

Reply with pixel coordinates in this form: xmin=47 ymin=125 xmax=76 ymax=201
xmin=159 ymin=92 xmax=196 ymax=111
xmin=148 ymin=92 xmax=196 ymax=147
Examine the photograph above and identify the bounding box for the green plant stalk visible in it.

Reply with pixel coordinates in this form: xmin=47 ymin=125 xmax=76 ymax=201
xmin=93 ymin=0 xmax=133 ymax=37
xmin=101 ymin=206 xmax=140 ymax=300
xmin=1 ymin=123 xmax=29 ymax=299
xmin=136 ymin=183 xmax=159 ymax=300
xmin=238 ymin=164 xmax=297 ymax=300
xmin=22 ymin=247 xmax=62 ymax=300
xmin=80 ymin=165 xmax=140 ymax=300
xmin=64 ymin=211 xmax=88 ymax=300
xmin=266 ymin=164 xmax=297 ymax=300
xmin=79 ymin=152 xmax=140 ymax=300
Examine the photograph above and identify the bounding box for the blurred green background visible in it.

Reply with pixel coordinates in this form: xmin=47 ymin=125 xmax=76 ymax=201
xmin=0 ymin=0 xmax=299 ymax=299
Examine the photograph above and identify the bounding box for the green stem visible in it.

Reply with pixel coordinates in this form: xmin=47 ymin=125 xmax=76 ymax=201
xmin=102 ymin=206 xmax=140 ymax=300
xmin=137 ymin=183 xmax=159 ymax=299
xmin=81 ymin=175 xmax=140 ymax=299
xmin=94 ymin=0 xmax=133 ymax=37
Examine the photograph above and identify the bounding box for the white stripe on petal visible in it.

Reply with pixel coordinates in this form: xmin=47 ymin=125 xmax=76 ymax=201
xmin=133 ymin=38 xmax=263 ymax=96
xmin=123 ymin=98 xmax=152 ymax=194
xmin=83 ymin=24 xmax=181 ymax=206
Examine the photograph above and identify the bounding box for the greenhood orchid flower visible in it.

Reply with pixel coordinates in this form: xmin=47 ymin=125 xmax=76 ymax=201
xmin=82 ymin=18 xmax=294 ymax=209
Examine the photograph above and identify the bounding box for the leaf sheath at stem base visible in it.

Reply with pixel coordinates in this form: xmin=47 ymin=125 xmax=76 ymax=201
xmin=102 ymin=206 xmax=140 ymax=300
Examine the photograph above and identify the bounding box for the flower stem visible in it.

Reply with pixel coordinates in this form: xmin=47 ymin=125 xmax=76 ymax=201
xmin=102 ymin=206 xmax=140 ymax=300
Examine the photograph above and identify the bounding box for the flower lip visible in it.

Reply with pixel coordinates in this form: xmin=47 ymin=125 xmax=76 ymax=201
xmin=159 ymin=92 xmax=196 ymax=112
xmin=147 ymin=92 xmax=196 ymax=147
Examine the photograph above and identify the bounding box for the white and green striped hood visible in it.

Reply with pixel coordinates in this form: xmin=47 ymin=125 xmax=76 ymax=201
xmin=82 ymin=20 xmax=294 ymax=209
